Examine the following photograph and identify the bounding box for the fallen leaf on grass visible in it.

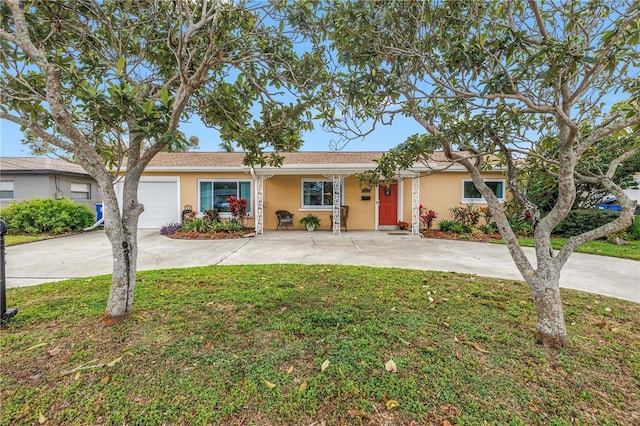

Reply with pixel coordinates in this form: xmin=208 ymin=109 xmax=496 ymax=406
xmin=204 ymin=341 xmax=213 ymax=350
xmin=443 ymin=420 xmax=452 ymax=426
xmin=385 ymin=400 xmax=400 ymax=410
xmin=38 ymin=413 xmax=46 ymax=424
xmin=263 ymin=379 xmax=276 ymax=389
xmin=47 ymin=346 xmax=62 ymax=357
xmin=26 ymin=343 xmax=48 ymax=351
xmin=298 ymin=380 xmax=308 ymax=391
xmin=470 ymin=341 xmax=489 ymax=353
xmin=287 ymin=365 xmax=294 ymax=374
xmin=385 ymin=359 xmax=398 ymax=373
xmin=321 ymin=359 xmax=330 ymax=372
xmin=455 ymin=351 xmax=462 ymax=360
xmin=348 ymin=409 xmax=371 ymax=419
xmin=100 ymin=375 xmax=110 ymax=384
xmin=106 ymin=356 xmax=122 ymax=367
xmin=74 ymin=371 xmax=81 ymax=381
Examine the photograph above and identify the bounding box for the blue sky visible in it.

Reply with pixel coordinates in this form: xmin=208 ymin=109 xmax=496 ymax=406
xmin=0 ymin=112 xmax=426 ymax=157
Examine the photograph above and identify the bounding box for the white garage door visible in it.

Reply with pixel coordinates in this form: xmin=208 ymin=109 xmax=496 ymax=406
xmin=137 ymin=179 xmax=180 ymax=228
xmin=625 ymin=176 xmax=640 ymax=204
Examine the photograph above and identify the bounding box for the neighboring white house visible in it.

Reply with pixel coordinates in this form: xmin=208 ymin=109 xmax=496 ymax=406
xmin=625 ymin=173 xmax=640 ymax=204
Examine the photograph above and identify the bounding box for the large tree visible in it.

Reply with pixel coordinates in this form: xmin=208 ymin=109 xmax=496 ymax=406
xmin=1 ymin=0 xmax=321 ymax=321
xmin=315 ymin=0 xmax=640 ymax=347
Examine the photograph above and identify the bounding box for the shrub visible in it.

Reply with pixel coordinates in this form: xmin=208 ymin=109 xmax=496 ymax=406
xmin=419 ymin=205 xmax=438 ymax=229
xmin=628 ymin=216 xmax=640 ymax=241
xmin=227 ymin=196 xmax=248 ymax=227
xmin=203 ymin=209 xmax=218 ymax=222
xmin=182 ymin=218 xmax=211 ymax=233
xmin=160 ymin=222 xmax=182 ymax=235
xmin=450 ymin=205 xmax=481 ymax=227
xmin=506 ymin=214 xmax=534 ymax=237
xmin=224 ymin=219 xmax=244 ymax=233
xmin=478 ymin=222 xmax=499 ymax=234
xmin=0 ymin=197 xmax=94 ymax=235
xmin=438 ymin=219 xmax=470 ymax=234
xmin=555 ymin=209 xmax=620 ymax=237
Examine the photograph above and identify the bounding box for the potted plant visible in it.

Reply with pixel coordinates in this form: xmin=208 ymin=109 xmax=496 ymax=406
xmin=299 ymin=214 xmax=321 ymax=231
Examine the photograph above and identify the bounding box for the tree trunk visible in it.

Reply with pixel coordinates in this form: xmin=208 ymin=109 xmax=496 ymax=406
xmin=530 ymin=275 xmax=568 ymax=348
xmin=100 ymin=180 xmax=143 ymax=324
xmin=103 ymin=223 xmax=138 ymax=322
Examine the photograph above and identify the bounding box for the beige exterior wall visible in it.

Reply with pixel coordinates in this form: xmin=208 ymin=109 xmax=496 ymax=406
xmin=415 ymin=171 xmax=507 ymax=223
xmin=141 ymin=169 xmax=506 ymax=231
xmin=263 ymin=175 xmax=375 ymax=231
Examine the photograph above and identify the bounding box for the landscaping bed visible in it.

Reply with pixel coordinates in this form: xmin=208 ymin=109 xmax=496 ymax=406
xmin=420 ymin=229 xmax=502 ymax=242
xmin=167 ymin=230 xmax=251 ymax=240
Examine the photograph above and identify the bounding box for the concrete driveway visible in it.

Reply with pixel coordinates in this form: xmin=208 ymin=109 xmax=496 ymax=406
xmin=4 ymin=229 xmax=639 ymax=302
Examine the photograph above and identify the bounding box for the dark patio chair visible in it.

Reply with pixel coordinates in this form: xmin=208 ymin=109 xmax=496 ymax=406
xmin=276 ymin=210 xmax=294 ymax=230
xmin=329 ymin=205 xmax=349 ymax=232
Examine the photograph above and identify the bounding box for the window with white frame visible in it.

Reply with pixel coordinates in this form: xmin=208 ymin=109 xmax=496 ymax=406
xmin=0 ymin=181 xmax=14 ymax=199
xmin=199 ymin=180 xmax=252 ymax=214
xmin=70 ymin=182 xmax=91 ymax=199
xmin=462 ymin=179 xmax=505 ymax=203
xmin=301 ymin=179 xmax=342 ymax=209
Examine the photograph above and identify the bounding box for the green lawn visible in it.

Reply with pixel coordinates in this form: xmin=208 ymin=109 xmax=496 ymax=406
xmin=3 ymin=234 xmax=50 ymax=246
xmin=1 ymin=265 xmax=638 ymax=425
xmin=494 ymin=238 xmax=640 ymax=260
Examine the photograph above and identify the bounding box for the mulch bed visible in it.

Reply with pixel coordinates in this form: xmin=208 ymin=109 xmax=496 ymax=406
xmin=167 ymin=230 xmax=249 ymax=240
xmin=420 ymin=229 xmax=502 ymax=242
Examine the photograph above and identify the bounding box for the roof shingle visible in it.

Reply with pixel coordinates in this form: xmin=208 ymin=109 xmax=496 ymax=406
xmin=0 ymin=157 xmax=89 ymax=175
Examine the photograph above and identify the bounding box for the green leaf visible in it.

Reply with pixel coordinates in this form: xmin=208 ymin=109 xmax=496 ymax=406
xmin=160 ymin=87 xmax=169 ymax=107
xmin=116 ymin=57 xmax=125 ymax=76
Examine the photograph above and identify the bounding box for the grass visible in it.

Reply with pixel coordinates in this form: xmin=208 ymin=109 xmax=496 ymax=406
xmin=3 ymin=234 xmax=50 ymax=246
xmin=1 ymin=265 xmax=638 ymax=425
xmin=494 ymin=238 xmax=640 ymax=261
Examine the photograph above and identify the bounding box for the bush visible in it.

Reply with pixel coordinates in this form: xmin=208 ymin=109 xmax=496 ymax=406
xmin=627 ymin=216 xmax=640 ymax=241
xmin=555 ymin=209 xmax=620 ymax=237
xmin=478 ymin=222 xmax=499 ymax=234
xmin=182 ymin=218 xmax=211 ymax=233
xmin=506 ymin=214 xmax=534 ymax=237
xmin=450 ymin=205 xmax=481 ymax=227
xmin=438 ymin=219 xmax=470 ymax=234
xmin=0 ymin=198 xmax=94 ymax=235
xmin=160 ymin=222 xmax=182 ymax=235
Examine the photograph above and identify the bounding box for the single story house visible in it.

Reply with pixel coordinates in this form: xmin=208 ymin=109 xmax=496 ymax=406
xmin=129 ymin=151 xmax=507 ymax=234
xmin=625 ymin=173 xmax=640 ymax=204
xmin=0 ymin=157 xmax=101 ymax=215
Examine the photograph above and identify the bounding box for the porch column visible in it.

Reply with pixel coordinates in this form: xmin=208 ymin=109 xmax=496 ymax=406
xmin=323 ymin=174 xmax=349 ymax=236
xmin=332 ymin=174 xmax=343 ymax=236
xmin=411 ymin=175 xmax=420 ymax=236
xmin=254 ymin=174 xmax=272 ymax=235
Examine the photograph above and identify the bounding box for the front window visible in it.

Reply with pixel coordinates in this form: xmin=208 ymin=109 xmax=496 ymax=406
xmin=0 ymin=181 xmax=14 ymax=199
xmin=462 ymin=179 xmax=505 ymax=203
xmin=199 ymin=180 xmax=252 ymax=214
xmin=70 ymin=182 xmax=91 ymax=199
xmin=302 ymin=180 xmax=341 ymax=209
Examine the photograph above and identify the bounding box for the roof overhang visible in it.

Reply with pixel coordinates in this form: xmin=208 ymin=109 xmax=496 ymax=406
xmin=141 ymin=162 xmax=505 ymax=176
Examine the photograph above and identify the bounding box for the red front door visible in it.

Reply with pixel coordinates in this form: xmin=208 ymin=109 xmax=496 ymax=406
xmin=378 ymin=183 xmax=398 ymax=226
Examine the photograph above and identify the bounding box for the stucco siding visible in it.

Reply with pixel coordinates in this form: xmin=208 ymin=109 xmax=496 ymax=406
xmin=0 ymin=175 xmax=49 ymax=208
xmin=419 ymin=171 xmax=507 ymax=223
xmin=139 ymin=169 xmax=507 ymax=231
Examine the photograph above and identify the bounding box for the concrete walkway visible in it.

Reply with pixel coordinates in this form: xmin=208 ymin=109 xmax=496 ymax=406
xmin=4 ymin=229 xmax=639 ymax=302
